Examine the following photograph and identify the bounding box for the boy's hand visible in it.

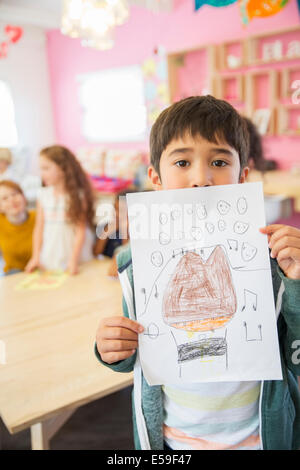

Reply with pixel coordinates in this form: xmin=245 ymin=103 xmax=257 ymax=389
xmin=96 ymin=316 xmax=144 ymax=364
xmin=260 ymin=224 xmax=300 ymax=280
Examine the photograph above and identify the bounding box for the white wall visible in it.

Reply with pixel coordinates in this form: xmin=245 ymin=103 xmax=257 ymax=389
xmin=0 ymin=23 xmax=55 ymax=174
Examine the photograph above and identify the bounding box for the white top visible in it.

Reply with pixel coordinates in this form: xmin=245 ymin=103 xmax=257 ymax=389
xmin=38 ymin=187 xmax=94 ymax=271
xmin=163 ymin=380 xmax=261 ymax=450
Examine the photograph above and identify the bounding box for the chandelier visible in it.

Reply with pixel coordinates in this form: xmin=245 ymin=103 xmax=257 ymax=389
xmin=61 ymin=0 xmax=130 ymax=50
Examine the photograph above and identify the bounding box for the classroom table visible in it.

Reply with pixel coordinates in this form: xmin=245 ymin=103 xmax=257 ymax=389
xmin=0 ymin=259 xmax=133 ymax=450
xmin=247 ymin=169 xmax=300 ymax=212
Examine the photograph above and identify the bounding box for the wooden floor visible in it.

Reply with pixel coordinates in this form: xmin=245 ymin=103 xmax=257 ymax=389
xmin=0 ymin=386 xmax=134 ymax=450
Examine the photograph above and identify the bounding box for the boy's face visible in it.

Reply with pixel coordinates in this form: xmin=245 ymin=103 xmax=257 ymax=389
xmin=148 ymin=133 xmax=249 ymax=190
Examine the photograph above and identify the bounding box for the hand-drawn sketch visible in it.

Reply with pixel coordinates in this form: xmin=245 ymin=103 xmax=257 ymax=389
xmin=141 ymin=287 xmax=146 ymax=304
xmin=162 ymin=246 xmax=237 ymax=332
xmin=127 ymin=182 xmax=283 ymax=385
xmin=159 ymin=232 xmax=171 ymax=245
xmin=151 ymin=251 xmax=164 ymax=267
xmin=218 ymin=219 xmax=226 ymax=231
xmin=227 ymin=239 xmax=238 ymax=251
xmin=241 ymin=242 xmax=257 ymax=261
xmin=243 ymin=322 xmax=262 ymax=341
xmin=144 ymin=322 xmax=160 ymax=339
xmin=159 ymin=212 xmax=168 ymax=225
xmin=171 ymin=209 xmax=181 ymax=220
xmin=241 ymin=289 xmax=257 ymax=312
xmin=190 ymin=227 xmax=203 ymax=241
xmin=204 ymin=222 xmax=214 ymax=234
xmin=196 ymin=203 xmax=207 ymax=220
xmin=237 ymin=197 xmax=248 ymax=215
xmin=233 ymin=221 xmax=249 ymax=234
xmin=217 ymin=200 xmax=231 ymax=215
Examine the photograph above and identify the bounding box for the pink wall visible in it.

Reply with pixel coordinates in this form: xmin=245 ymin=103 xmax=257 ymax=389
xmin=46 ymin=0 xmax=300 ymax=169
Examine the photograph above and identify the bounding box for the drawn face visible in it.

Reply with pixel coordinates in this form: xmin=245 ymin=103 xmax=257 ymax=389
xmin=241 ymin=242 xmax=257 ymax=261
xmin=151 ymin=251 xmax=164 ymax=267
xmin=234 ymin=221 xmax=249 ymax=234
xmin=148 ymin=133 xmax=249 ymax=191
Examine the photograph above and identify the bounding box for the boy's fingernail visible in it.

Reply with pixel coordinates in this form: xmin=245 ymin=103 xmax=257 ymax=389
xmin=138 ymin=325 xmax=144 ymax=333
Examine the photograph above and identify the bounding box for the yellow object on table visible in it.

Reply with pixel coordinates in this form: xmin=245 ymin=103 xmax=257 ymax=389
xmin=0 ymin=259 xmax=132 ymax=450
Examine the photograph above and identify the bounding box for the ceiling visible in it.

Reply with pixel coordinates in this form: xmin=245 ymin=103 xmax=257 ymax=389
xmin=0 ymin=0 xmax=63 ymax=29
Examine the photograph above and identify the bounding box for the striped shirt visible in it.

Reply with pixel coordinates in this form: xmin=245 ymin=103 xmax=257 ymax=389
xmin=163 ymin=381 xmax=261 ymax=450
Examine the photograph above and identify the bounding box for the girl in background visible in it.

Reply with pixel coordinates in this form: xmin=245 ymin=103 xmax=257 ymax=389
xmin=26 ymin=145 xmax=95 ymax=275
xmin=0 ymin=180 xmax=35 ymax=274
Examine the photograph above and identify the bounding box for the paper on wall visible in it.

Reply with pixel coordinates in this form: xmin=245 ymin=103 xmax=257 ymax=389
xmin=127 ymin=182 xmax=282 ymax=385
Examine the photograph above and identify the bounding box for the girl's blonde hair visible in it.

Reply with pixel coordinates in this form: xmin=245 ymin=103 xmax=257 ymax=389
xmin=0 ymin=148 xmax=12 ymax=164
xmin=40 ymin=145 xmax=95 ymax=228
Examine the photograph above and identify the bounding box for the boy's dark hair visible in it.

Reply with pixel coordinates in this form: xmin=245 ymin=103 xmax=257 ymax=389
xmin=150 ymin=95 xmax=249 ymax=176
xmin=243 ymin=117 xmax=277 ymax=172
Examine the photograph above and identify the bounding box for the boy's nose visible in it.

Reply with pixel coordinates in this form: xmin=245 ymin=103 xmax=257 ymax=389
xmin=190 ymin=169 xmax=213 ymax=187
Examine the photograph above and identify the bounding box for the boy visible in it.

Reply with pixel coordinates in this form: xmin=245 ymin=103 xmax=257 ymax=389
xmin=95 ymin=96 xmax=300 ymax=450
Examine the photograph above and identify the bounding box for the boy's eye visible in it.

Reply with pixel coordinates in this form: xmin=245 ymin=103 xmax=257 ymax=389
xmin=175 ymin=160 xmax=189 ymax=168
xmin=212 ymin=160 xmax=227 ymax=167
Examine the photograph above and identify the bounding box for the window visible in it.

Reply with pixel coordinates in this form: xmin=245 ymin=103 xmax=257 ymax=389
xmin=78 ymin=65 xmax=147 ymax=142
xmin=0 ymin=80 xmax=18 ymax=147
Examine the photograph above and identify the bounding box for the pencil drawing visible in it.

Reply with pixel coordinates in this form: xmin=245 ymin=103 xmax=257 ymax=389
xmin=234 ymin=221 xmax=249 ymax=235
xmin=217 ymin=200 xmax=231 ymax=215
xmin=237 ymin=197 xmax=248 ymax=215
xmin=241 ymin=242 xmax=257 ymax=261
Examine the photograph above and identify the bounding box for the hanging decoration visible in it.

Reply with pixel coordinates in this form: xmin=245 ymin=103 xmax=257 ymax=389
xmin=61 ymin=0 xmax=129 ymax=50
xmin=239 ymin=0 xmax=289 ymax=24
xmin=0 ymin=25 xmax=23 ymax=59
xmin=195 ymin=0 xmax=237 ymax=9
xmin=142 ymin=46 xmax=170 ymax=131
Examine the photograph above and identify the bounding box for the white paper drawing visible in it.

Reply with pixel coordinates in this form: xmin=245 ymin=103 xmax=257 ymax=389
xmin=127 ymin=182 xmax=282 ymax=385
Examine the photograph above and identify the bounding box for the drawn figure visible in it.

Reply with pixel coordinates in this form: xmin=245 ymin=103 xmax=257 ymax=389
xmin=144 ymin=323 xmax=160 ymax=340
xmin=243 ymin=322 xmax=262 ymax=341
xmin=171 ymin=209 xmax=181 ymax=220
xmin=241 ymin=289 xmax=257 ymax=312
xmin=177 ymin=337 xmax=227 ymax=363
xmin=218 ymin=219 xmax=226 ymax=231
xmin=151 ymin=251 xmax=164 ymax=267
xmin=241 ymin=242 xmax=257 ymax=261
xmin=159 ymin=232 xmax=171 ymax=245
xmin=227 ymin=239 xmax=238 ymax=251
xmin=237 ymin=197 xmax=248 ymax=215
xmin=233 ymin=221 xmax=249 ymax=235
xmin=196 ymin=203 xmax=207 ymax=220
xmin=190 ymin=227 xmax=203 ymax=241
xmin=154 ymin=284 xmax=159 ymax=298
xmin=141 ymin=287 xmax=146 ymax=304
xmin=217 ymin=200 xmax=231 ymax=215
xmin=159 ymin=212 xmax=168 ymax=225
xmin=205 ymin=222 xmax=215 ymax=234
xmin=163 ymin=246 xmax=237 ymax=332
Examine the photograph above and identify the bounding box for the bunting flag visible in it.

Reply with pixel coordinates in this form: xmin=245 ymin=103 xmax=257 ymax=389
xmin=239 ymin=0 xmax=289 ymax=24
xmin=195 ymin=0 xmax=237 ymax=10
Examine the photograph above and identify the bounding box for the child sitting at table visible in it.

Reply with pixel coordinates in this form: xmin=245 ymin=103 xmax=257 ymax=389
xmin=94 ymin=189 xmax=134 ymax=278
xmin=0 ymin=180 xmax=35 ymax=275
xmin=25 ymin=145 xmax=95 ymax=275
